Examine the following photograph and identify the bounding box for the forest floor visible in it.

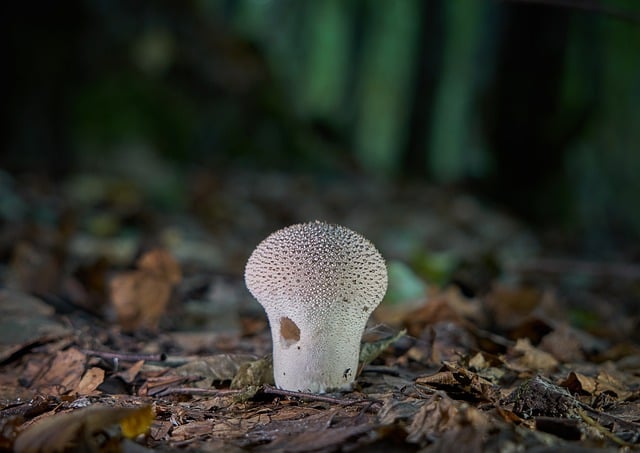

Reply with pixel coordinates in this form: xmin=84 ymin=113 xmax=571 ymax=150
xmin=1 ymin=169 xmax=640 ymax=452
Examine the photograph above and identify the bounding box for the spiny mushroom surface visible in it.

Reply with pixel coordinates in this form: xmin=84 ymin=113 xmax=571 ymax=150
xmin=244 ymin=221 xmax=388 ymax=393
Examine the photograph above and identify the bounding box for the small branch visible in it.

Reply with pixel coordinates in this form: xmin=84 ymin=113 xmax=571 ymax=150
xmin=81 ymin=349 xmax=166 ymax=362
xmin=261 ymin=385 xmax=380 ymax=406
xmin=577 ymin=408 xmax=631 ymax=448
xmin=361 ymin=365 xmax=401 ymax=376
xmin=156 ymin=387 xmax=245 ymax=397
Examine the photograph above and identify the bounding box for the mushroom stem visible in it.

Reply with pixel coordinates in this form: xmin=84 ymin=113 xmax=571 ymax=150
xmin=268 ymin=313 xmax=362 ymax=393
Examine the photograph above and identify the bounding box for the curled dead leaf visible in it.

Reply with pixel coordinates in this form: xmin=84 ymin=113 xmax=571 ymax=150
xmin=509 ymin=338 xmax=559 ymax=372
xmin=110 ymin=249 xmax=182 ymax=331
xmin=34 ymin=348 xmax=87 ymax=396
xmin=402 ymin=287 xmax=484 ymax=337
xmin=14 ymin=404 xmax=154 ymax=453
xmin=136 ymin=249 xmax=182 ymax=284
xmin=75 ymin=367 xmax=105 ymax=395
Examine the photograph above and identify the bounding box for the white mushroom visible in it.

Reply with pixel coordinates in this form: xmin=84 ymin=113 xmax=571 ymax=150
xmin=244 ymin=221 xmax=388 ymax=393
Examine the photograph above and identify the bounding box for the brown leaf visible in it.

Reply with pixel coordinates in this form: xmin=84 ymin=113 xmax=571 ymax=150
xmin=245 ymin=406 xmax=374 ymax=452
xmin=416 ymin=362 xmax=498 ymax=402
xmin=424 ymin=424 xmax=487 ymax=452
xmin=419 ymin=321 xmax=477 ymax=363
xmin=66 ymin=256 xmax=111 ymax=312
xmin=485 ymin=284 xmax=542 ymax=328
xmin=114 ymin=360 xmax=145 ymax=384
xmin=406 ymin=394 xmax=489 ymax=445
xmin=7 ymin=241 xmax=62 ymax=295
xmin=14 ymin=405 xmax=154 ymax=453
xmin=75 ymin=367 xmax=105 ymax=395
xmin=256 ymin=423 xmax=372 ymax=452
xmin=539 ymin=323 xmax=607 ymax=363
xmin=137 ymin=249 xmax=182 ymax=284
xmin=402 ymin=287 xmax=484 ymax=337
xmin=170 ymin=420 xmax=214 ymax=442
xmin=174 ymin=353 xmax=259 ymax=387
xmin=594 ymin=370 xmax=633 ymax=400
xmin=561 ymin=371 xmax=597 ymax=395
xmin=0 ymin=290 xmax=71 ymax=363
xmin=110 ymin=249 xmax=182 ymax=331
xmin=149 ymin=420 xmax=172 ymax=442
xmin=33 ymin=348 xmax=87 ymax=395
xmin=508 ymin=338 xmax=559 ymax=372
xmin=403 ymin=296 xmax=465 ymax=337
xmin=139 ymin=375 xmax=198 ymax=397
xmin=110 ymin=271 xmax=172 ymax=332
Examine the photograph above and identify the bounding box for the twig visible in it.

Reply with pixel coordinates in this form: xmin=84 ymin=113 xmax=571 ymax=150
xmin=81 ymin=349 xmax=166 ymax=362
xmin=361 ymin=365 xmax=401 ymax=376
xmin=156 ymin=387 xmax=245 ymax=397
xmin=577 ymin=408 xmax=631 ymax=448
xmin=261 ymin=385 xmax=380 ymax=406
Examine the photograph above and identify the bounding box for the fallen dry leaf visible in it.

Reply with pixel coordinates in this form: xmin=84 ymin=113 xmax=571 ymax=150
xmin=139 ymin=375 xmax=199 ymax=397
xmin=561 ymin=371 xmax=597 ymax=395
xmin=7 ymin=241 xmax=62 ymax=296
xmin=486 ymin=284 xmax=542 ymax=328
xmin=14 ymin=404 xmax=154 ymax=453
xmin=114 ymin=359 xmax=146 ymax=384
xmin=170 ymin=420 xmax=214 ymax=442
xmin=0 ymin=290 xmax=71 ymax=363
xmin=593 ymin=370 xmax=633 ymax=400
xmin=110 ymin=248 xmax=182 ymax=331
xmin=402 ymin=287 xmax=485 ymax=337
xmin=137 ymin=249 xmax=182 ymax=284
xmin=416 ymin=361 xmax=498 ymax=402
xmin=406 ymin=393 xmax=474 ymax=444
xmin=421 ymin=321 xmax=477 ymax=363
xmin=75 ymin=367 xmax=105 ymax=395
xmin=34 ymin=348 xmax=87 ymax=396
xmin=174 ymin=353 xmax=259 ymax=387
xmin=110 ymin=272 xmax=172 ymax=331
xmin=508 ymin=338 xmax=559 ymax=372
xmin=539 ymin=323 xmax=587 ymax=362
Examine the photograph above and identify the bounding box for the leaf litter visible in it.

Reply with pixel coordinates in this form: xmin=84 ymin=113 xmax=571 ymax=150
xmin=0 ymin=170 xmax=639 ymax=451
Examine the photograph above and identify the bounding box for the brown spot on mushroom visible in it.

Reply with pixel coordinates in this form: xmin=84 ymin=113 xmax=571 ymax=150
xmin=280 ymin=316 xmax=300 ymax=348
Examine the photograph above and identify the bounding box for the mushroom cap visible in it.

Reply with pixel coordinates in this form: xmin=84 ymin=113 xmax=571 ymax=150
xmin=245 ymin=221 xmax=387 ymax=318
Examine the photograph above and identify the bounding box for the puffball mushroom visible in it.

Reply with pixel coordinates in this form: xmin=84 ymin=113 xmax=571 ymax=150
xmin=244 ymin=221 xmax=388 ymax=393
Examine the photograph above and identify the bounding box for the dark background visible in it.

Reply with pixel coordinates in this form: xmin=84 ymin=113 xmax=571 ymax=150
xmin=2 ymin=0 xmax=640 ymax=258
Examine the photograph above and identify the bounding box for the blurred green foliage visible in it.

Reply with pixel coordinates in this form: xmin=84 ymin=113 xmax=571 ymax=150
xmin=73 ymin=73 xmax=196 ymax=159
xmin=2 ymin=0 xmax=640 ymax=253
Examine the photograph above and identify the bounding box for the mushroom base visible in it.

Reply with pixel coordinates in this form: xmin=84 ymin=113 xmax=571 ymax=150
xmin=268 ymin=316 xmax=362 ymax=394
